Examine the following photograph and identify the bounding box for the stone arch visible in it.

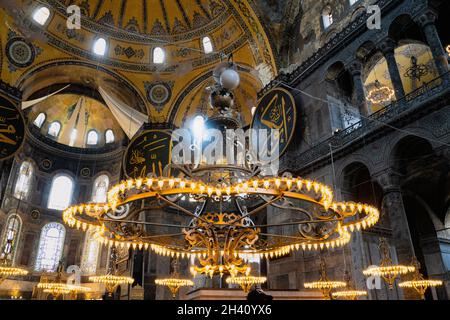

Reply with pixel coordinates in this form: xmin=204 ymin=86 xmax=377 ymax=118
xmin=340 ymin=161 xmax=382 ymax=207
xmin=16 ymin=60 xmax=148 ymax=115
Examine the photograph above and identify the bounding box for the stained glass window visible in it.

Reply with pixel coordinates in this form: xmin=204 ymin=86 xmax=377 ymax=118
xmin=35 ymin=222 xmax=65 ymax=272
xmin=0 ymin=214 xmax=22 ymax=263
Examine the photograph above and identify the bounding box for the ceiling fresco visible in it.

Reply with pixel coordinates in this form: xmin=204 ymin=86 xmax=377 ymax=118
xmin=0 ymin=0 xmax=277 ymax=129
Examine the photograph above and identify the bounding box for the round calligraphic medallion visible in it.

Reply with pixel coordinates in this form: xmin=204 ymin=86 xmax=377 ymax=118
xmin=250 ymin=88 xmax=297 ymax=158
xmin=0 ymin=100 xmax=25 ymax=160
xmin=123 ymin=130 xmax=173 ymax=179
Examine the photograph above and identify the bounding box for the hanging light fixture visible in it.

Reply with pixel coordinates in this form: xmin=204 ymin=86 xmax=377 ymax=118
xmin=304 ymin=258 xmax=346 ymax=299
xmin=226 ymin=275 xmax=267 ymax=294
xmin=331 ymin=270 xmax=367 ymax=300
xmin=62 ymin=59 xmax=380 ymax=280
xmin=89 ymin=245 xmax=134 ymax=298
xmin=363 ymin=238 xmax=415 ymax=289
xmin=366 ymin=80 xmax=395 ymax=104
xmin=0 ymin=241 xmax=28 ymax=285
xmin=155 ymin=259 xmax=194 ymax=299
xmin=36 ymin=262 xmax=90 ymax=299
xmin=398 ymin=256 xmax=443 ymax=299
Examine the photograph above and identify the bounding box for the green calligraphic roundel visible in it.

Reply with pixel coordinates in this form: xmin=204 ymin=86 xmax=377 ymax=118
xmin=0 ymin=99 xmax=25 ymax=160
xmin=123 ymin=130 xmax=173 ymax=179
xmin=250 ymin=88 xmax=297 ymax=158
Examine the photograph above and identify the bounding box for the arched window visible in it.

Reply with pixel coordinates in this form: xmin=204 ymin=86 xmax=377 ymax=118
xmin=33 ymin=7 xmax=50 ymax=25
xmin=87 ymin=130 xmax=99 ymax=145
xmin=322 ymin=7 xmax=333 ymax=29
xmin=35 ymin=222 xmax=65 ymax=272
xmin=105 ymin=129 xmax=115 ymax=144
xmin=14 ymin=161 xmax=33 ymax=200
xmin=202 ymin=36 xmax=213 ymax=54
xmin=33 ymin=113 xmax=46 ymax=128
xmin=0 ymin=214 xmax=22 ymax=263
xmin=48 ymin=121 xmax=61 ymax=137
xmin=153 ymin=47 xmax=165 ymax=64
xmin=48 ymin=175 xmax=74 ymax=210
xmin=80 ymin=230 xmax=100 ymax=274
xmin=69 ymin=128 xmax=78 ymax=147
xmin=92 ymin=174 xmax=109 ymax=203
xmin=93 ymin=38 xmax=107 ymax=56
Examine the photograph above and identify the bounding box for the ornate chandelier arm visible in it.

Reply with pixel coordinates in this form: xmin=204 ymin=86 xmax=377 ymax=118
xmin=101 ymin=218 xmax=191 ymax=229
xmin=156 ymin=194 xmax=210 ymax=224
xmin=250 ymin=218 xmax=343 ymax=229
xmin=227 ymin=195 xmax=283 ymax=225
xmin=141 ymin=233 xmax=186 ymax=239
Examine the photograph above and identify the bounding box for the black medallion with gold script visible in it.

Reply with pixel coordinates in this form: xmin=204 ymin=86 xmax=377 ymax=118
xmin=123 ymin=130 xmax=172 ymax=179
xmin=251 ymin=88 xmax=297 ymax=158
xmin=0 ymin=99 xmax=25 ymax=161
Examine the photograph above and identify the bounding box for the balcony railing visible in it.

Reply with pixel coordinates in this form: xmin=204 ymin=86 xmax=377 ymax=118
xmin=284 ymin=72 xmax=449 ymax=172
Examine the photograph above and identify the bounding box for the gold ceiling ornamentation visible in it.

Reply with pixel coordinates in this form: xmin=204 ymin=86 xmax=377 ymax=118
xmin=399 ymin=257 xmax=443 ymax=299
xmin=226 ymin=275 xmax=267 ymax=293
xmin=304 ymin=259 xmax=346 ymax=300
xmin=363 ymin=238 xmax=415 ymax=289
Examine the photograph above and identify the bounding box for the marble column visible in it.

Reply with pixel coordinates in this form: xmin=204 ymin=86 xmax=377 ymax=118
xmin=378 ymin=38 xmax=406 ymax=101
xmin=415 ymin=10 xmax=449 ymax=81
xmin=348 ymin=60 xmax=370 ymax=117
xmin=375 ymin=170 xmax=418 ymax=299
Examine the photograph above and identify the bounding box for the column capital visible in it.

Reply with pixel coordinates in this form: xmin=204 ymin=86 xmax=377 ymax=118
xmin=415 ymin=10 xmax=438 ymax=28
xmin=373 ymin=169 xmax=403 ymax=192
xmin=377 ymin=37 xmax=397 ymax=56
xmin=347 ymin=60 xmax=363 ymax=76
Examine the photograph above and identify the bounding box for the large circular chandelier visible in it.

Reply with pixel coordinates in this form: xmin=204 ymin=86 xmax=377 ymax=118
xmin=62 ymin=60 xmax=380 ymax=279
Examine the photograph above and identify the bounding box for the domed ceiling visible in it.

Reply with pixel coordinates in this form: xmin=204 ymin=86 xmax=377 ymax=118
xmin=1 ymin=0 xmax=278 ymax=132
xmin=28 ymin=93 xmax=125 ymax=148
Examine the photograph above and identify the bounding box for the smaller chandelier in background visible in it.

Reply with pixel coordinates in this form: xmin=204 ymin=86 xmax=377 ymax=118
xmin=363 ymin=238 xmax=415 ymax=289
xmin=399 ymin=257 xmax=443 ymax=299
xmin=304 ymin=258 xmax=346 ymax=300
xmin=226 ymin=276 xmax=267 ymax=294
xmin=332 ymin=270 xmax=367 ymax=300
xmin=155 ymin=260 xmax=194 ymax=299
xmin=366 ymin=80 xmax=395 ymax=104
